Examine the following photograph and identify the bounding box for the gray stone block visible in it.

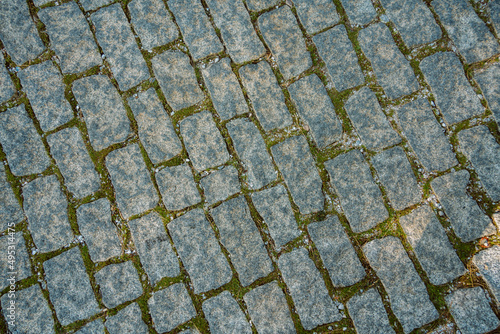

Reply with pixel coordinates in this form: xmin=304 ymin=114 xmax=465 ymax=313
xmin=201 ymin=165 xmax=241 ymax=204
xmin=246 ymin=0 xmax=278 ymax=11
xmin=0 ymin=232 xmax=31 ymax=290
xmin=0 ymin=53 xmax=14 ymax=103
xmin=0 ymin=164 xmax=23 ymax=232
xmin=473 ymin=245 xmax=500 ymax=305
xmin=94 ymin=261 xmax=143 ymax=308
xmin=156 ymin=164 xmax=201 ymax=211
xmin=202 ymin=291 xmax=252 ymax=334
xmin=340 ymin=0 xmax=377 ymax=26
xmin=80 ymin=0 xmax=112 ymax=11
xmin=491 ymin=1 xmax=500 ymax=33
xmin=105 ymin=303 xmax=149 ymax=334
xmin=476 ymin=63 xmax=500 ymax=126
xmin=347 ymin=289 xmax=395 ymax=334
xmin=294 ymin=0 xmax=340 ymax=34
xmin=74 ymin=319 xmax=105 ymax=334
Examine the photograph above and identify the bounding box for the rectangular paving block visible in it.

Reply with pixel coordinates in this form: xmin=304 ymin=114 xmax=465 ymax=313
xmin=0 ymin=54 xmax=14 ymax=103
xmin=294 ymin=0 xmax=340 ymax=34
xmin=246 ymin=0 xmax=278 ymax=11
xmin=358 ymin=23 xmax=419 ymax=99
xmin=0 ymin=164 xmax=24 ymax=232
xmin=156 ymin=164 xmax=201 ymax=211
xmin=75 ymin=319 xmax=105 ymax=334
xmin=340 ymin=0 xmax=377 ymax=26
xmin=288 ymin=74 xmax=343 ymax=148
xmin=271 ymin=135 xmax=325 ymax=214
xmin=227 ymin=118 xmax=276 ymax=189
xmin=325 ymin=150 xmax=388 ymax=233
xmin=149 ymin=284 xmax=196 ymax=332
xmin=0 ymin=232 xmax=31 ymax=290
xmin=72 ymin=75 xmax=132 ymax=152
xmin=491 ymin=1 xmax=500 ymax=32
xmin=80 ymin=0 xmax=112 ymax=11
xmin=201 ymin=165 xmax=241 ymax=204
xmin=105 ymin=303 xmax=148 ymax=334
xmin=210 ymin=196 xmax=273 ymax=286
xmin=473 ymin=245 xmax=500 ymax=305
xmin=346 ymin=289 xmax=395 ymax=334
xmin=259 ymin=7 xmax=313 ymax=79
xmin=23 ymin=175 xmax=73 ymax=253
xmin=397 ymin=98 xmax=457 ymax=172
xmin=128 ymin=88 xmax=182 ymax=164
xmin=363 ymin=237 xmax=439 ymax=333
xmin=38 ymin=2 xmax=101 ymax=74
xmin=475 ymin=63 xmax=500 ymax=125
xmin=239 ymin=61 xmax=293 ymax=131
xmin=278 ymin=247 xmax=341 ymax=330
xmin=203 ymin=291 xmax=252 ymax=334
xmin=92 ymin=4 xmax=150 ymax=90
xmin=168 ymin=209 xmax=232 ymax=293
xmin=94 ymin=261 xmax=143 ymax=308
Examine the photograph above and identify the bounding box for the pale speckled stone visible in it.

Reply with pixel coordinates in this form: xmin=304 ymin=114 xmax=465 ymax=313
xmin=80 ymin=0 xmax=112 ymax=11
xmin=0 ymin=54 xmax=14 ymax=103
xmin=74 ymin=319 xmax=105 ymax=334
xmin=294 ymin=0 xmax=340 ymax=34
xmin=203 ymin=291 xmax=252 ymax=334
xmin=475 ymin=63 xmax=500 ymax=125
xmin=490 ymin=2 xmax=500 ymax=33
xmin=156 ymin=164 xmax=200 ymax=211
xmin=0 ymin=164 xmax=24 ymax=232
xmin=0 ymin=232 xmax=31 ymax=290
xmin=94 ymin=261 xmax=143 ymax=308
xmin=201 ymin=165 xmax=241 ymax=204
xmin=473 ymin=245 xmax=500 ymax=305
xmin=105 ymin=303 xmax=149 ymax=334
xmin=347 ymin=289 xmax=395 ymax=334
xmin=246 ymin=0 xmax=278 ymax=11
xmin=340 ymin=0 xmax=377 ymax=26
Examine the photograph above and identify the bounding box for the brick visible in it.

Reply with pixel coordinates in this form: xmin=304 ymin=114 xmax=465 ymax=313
xmin=105 ymin=303 xmax=149 ymax=334
xmin=294 ymin=0 xmax=340 ymax=34
xmin=473 ymin=245 xmax=500 ymax=305
xmin=203 ymin=291 xmax=252 ymax=334
xmin=347 ymin=289 xmax=395 ymax=334
xmin=0 ymin=164 xmax=23 ymax=232
xmin=340 ymin=0 xmax=377 ymax=26
xmin=80 ymin=0 xmax=112 ymax=11
xmin=200 ymin=165 xmax=241 ymax=204
xmin=94 ymin=261 xmax=143 ymax=308
xmin=246 ymin=0 xmax=278 ymax=11
xmin=156 ymin=164 xmax=201 ymax=211
xmin=0 ymin=232 xmax=31 ymax=290
xmin=475 ymin=63 xmax=500 ymax=126
xmin=0 ymin=53 xmax=14 ymax=103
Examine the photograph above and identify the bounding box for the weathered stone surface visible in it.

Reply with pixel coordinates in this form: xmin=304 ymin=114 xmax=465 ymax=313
xmin=372 ymin=146 xmax=420 ymax=211
xmin=473 ymin=245 xmax=500 ymax=305
xmin=344 ymin=87 xmax=400 ymax=150
xmin=92 ymin=4 xmax=150 ymax=90
xmin=347 ymin=289 xmax=395 ymax=334
xmin=39 ymin=2 xmax=101 ymax=74
xmin=168 ymin=209 xmax=232 ymax=293
xmin=75 ymin=319 xmax=105 ymax=334
xmin=95 ymin=261 xmax=143 ymax=308
xmin=129 ymin=211 xmax=180 ymax=285
xmin=0 ymin=164 xmax=23 ymax=232
xmin=203 ymin=291 xmax=252 ymax=334
xmin=105 ymin=303 xmax=149 ymax=334
xmin=433 ymin=0 xmax=500 ymax=63
xmin=358 ymin=23 xmax=419 ymax=99
xmin=156 ymin=164 xmax=201 ymax=210
xmin=72 ymin=75 xmax=132 ymax=152
xmin=201 ymin=165 xmax=241 ymax=204
xmin=340 ymin=0 xmax=377 ymax=26
xmin=326 ymin=150 xmax=388 ymax=233
xmin=77 ymin=199 xmax=121 ymax=263
xmin=0 ymin=232 xmax=31 ymax=290
xmin=246 ymin=0 xmax=278 ymax=11
xmin=397 ymin=98 xmax=457 ymax=172
xmin=271 ymin=136 xmax=324 ymax=214
xmin=128 ymin=0 xmax=178 ymax=50
xmin=128 ymin=88 xmax=182 ymax=164
xmin=308 ymin=216 xmax=366 ymax=287
xmin=363 ymin=237 xmax=438 ymax=333
xmin=23 ymin=175 xmax=73 ymax=253
xmin=106 ymin=144 xmax=159 ymax=219
xmin=0 ymin=105 xmax=51 ymax=176
xmin=476 ymin=63 xmax=500 ymax=125
xmin=152 ymin=50 xmax=205 ymax=111
xmin=80 ymin=0 xmax=112 ymax=11
xmin=278 ymin=247 xmax=341 ymax=330
xmin=0 ymin=54 xmax=14 ymax=103
xmin=458 ymin=125 xmax=500 ymax=201
xmin=211 ymin=196 xmax=273 ymax=286
xmin=169 ymin=0 xmax=223 ymax=60
xmin=288 ymin=74 xmax=343 ymax=148
xmin=491 ymin=1 xmax=500 ymax=33
xmin=294 ymin=0 xmax=340 ymax=34
xmin=148 ymin=283 xmax=196 ymax=332
xmin=180 ymin=111 xmax=230 ymax=171
xmin=259 ymin=7 xmax=312 ymax=79
xmin=239 ymin=61 xmax=293 ymax=131
xmin=44 ymin=247 xmax=99 ymax=326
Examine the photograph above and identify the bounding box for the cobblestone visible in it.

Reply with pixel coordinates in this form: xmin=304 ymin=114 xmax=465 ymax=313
xmin=80 ymin=0 xmax=112 ymax=12
xmin=0 ymin=232 xmax=30 ymax=290
xmin=203 ymin=291 xmax=252 ymax=334
xmin=105 ymin=302 xmax=148 ymax=334
xmin=75 ymin=319 xmax=105 ymax=334
xmin=340 ymin=0 xmax=377 ymax=26
xmin=475 ymin=63 xmax=500 ymax=125
xmin=294 ymin=0 xmax=340 ymax=34
xmin=94 ymin=261 xmax=143 ymax=308
xmin=0 ymin=54 xmax=14 ymax=103
xmin=156 ymin=164 xmax=201 ymax=210
xmin=246 ymin=0 xmax=278 ymax=12
xmin=200 ymin=165 xmax=241 ymax=204
xmin=473 ymin=245 xmax=500 ymax=305
xmin=0 ymin=164 xmax=23 ymax=232
xmin=346 ymin=289 xmax=395 ymax=334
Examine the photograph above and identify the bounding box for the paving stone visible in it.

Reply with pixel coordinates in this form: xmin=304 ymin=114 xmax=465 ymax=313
xmin=308 ymin=216 xmax=366 ymax=287
xmin=0 ymin=232 xmax=31 ymax=290
xmin=433 ymin=0 xmax=500 ymax=63
xmin=168 ymin=0 xmax=223 ymax=60
xmin=128 ymin=0 xmax=178 ymax=50
xmin=128 ymin=211 xmax=180 ymax=285
xmin=180 ymin=111 xmax=230 ymax=171
xmin=358 ymin=23 xmax=419 ymax=99
xmin=458 ymin=125 xmax=500 ymax=201
xmin=421 ymin=52 xmax=483 ymax=124
xmin=168 ymin=209 xmax=232 ymax=293
xmin=95 ymin=261 xmax=143 ymax=308
xmin=77 ymin=198 xmax=122 ymax=263
xmin=244 ymin=281 xmax=296 ymax=334
xmin=271 ymin=135 xmax=324 ymax=214
xmin=156 ymin=164 xmax=201 ymax=211
xmin=239 ymin=61 xmax=293 ymax=131
xmin=0 ymin=1 xmax=45 ymax=65
xmin=128 ymin=88 xmax=182 ymax=164
xmin=201 ymin=165 xmax=241 ymax=204
xmin=473 ymin=245 xmax=500 ymax=305
xmin=445 ymin=287 xmax=499 ymax=334
xmin=0 ymin=105 xmax=51 ymax=176
xmin=210 ymin=196 xmax=273 ymax=286
xmin=490 ymin=2 xmax=500 ymax=33
xmin=148 ymin=283 xmax=196 ymax=332
xmin=363 ymin=237 xmax=439 ymax=333
xmin=74 ymin=319 xmax=105 ymax=334
xmin=151 ymin=50 xmax=205 ymax=111
xmin=340 ymin=0 xmax=377 ymax=26
xmin=106 ymin=144 xmax=158 ymax=219
xmin=397 ymin=98 xmax=457 ymax=172
xmin=379 ymin=0 xmax=441 ymax=48
xmin=39 ymin=2 xmax=101 ymax=74
xmin=347 ymin=289 xmax=395 ymax=334
xmin=202 ymin=291 xmax=252 ymax=334
xmin=325 ymin=150 xmax=388 ymax=233
xmin=105 ymin=302 xmax=149 ymax=334
xmin=372 ymin=146 xmax=420 ymax=211
xmin=1 ymin=284 xmax=54 ymax=334
xmin=201 ymin=58 xmax=249 ymax=120
xmin=475 ymin=63 xmax=500 ymax=125
xmin=47 ymin=127 xmax=100 ymax=198
xmin=205 ymin=0 xmax=266 ymax=63
xmin=400 ymin=205 xmax=466 ymax=285
xmin=246 ymin=0 xmax=278 ymax=11
xmin=92 ymin=4 xmax=150 ymax=90
xmin=432 ymin=170 xmax=496 ymax=242
xmin=251 ymin=185 xmax=301 ymax=249
xmin=23 ymin=175 xmax=73 ymax=253
xmin=0 ymin=54 xmax=14 ymax=103
xmin=294 ymin=0 xmax=339 ymax=34
xmin=227 ymin=118 xmax=275 ymax=189
xmin=288 ymin=74 xmax=343 ymax=148
xmin=72 ymin=75 xmax=132 ymax=152
xmin=0 ymin=164 xmax=23 ymax=232
xmin=44 ymin=247 xmax=99 ymax=326
xmin=80 ymin=0 xmax=113 ymax=11
xmin=278 ymin=247 xmax=341 ymax=330
xmin=259 ymin=7 xmax=313 ymax=79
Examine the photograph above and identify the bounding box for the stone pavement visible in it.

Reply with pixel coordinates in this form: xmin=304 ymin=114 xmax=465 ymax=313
xmin=0 ymin=0 xmax=499 ymax=333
